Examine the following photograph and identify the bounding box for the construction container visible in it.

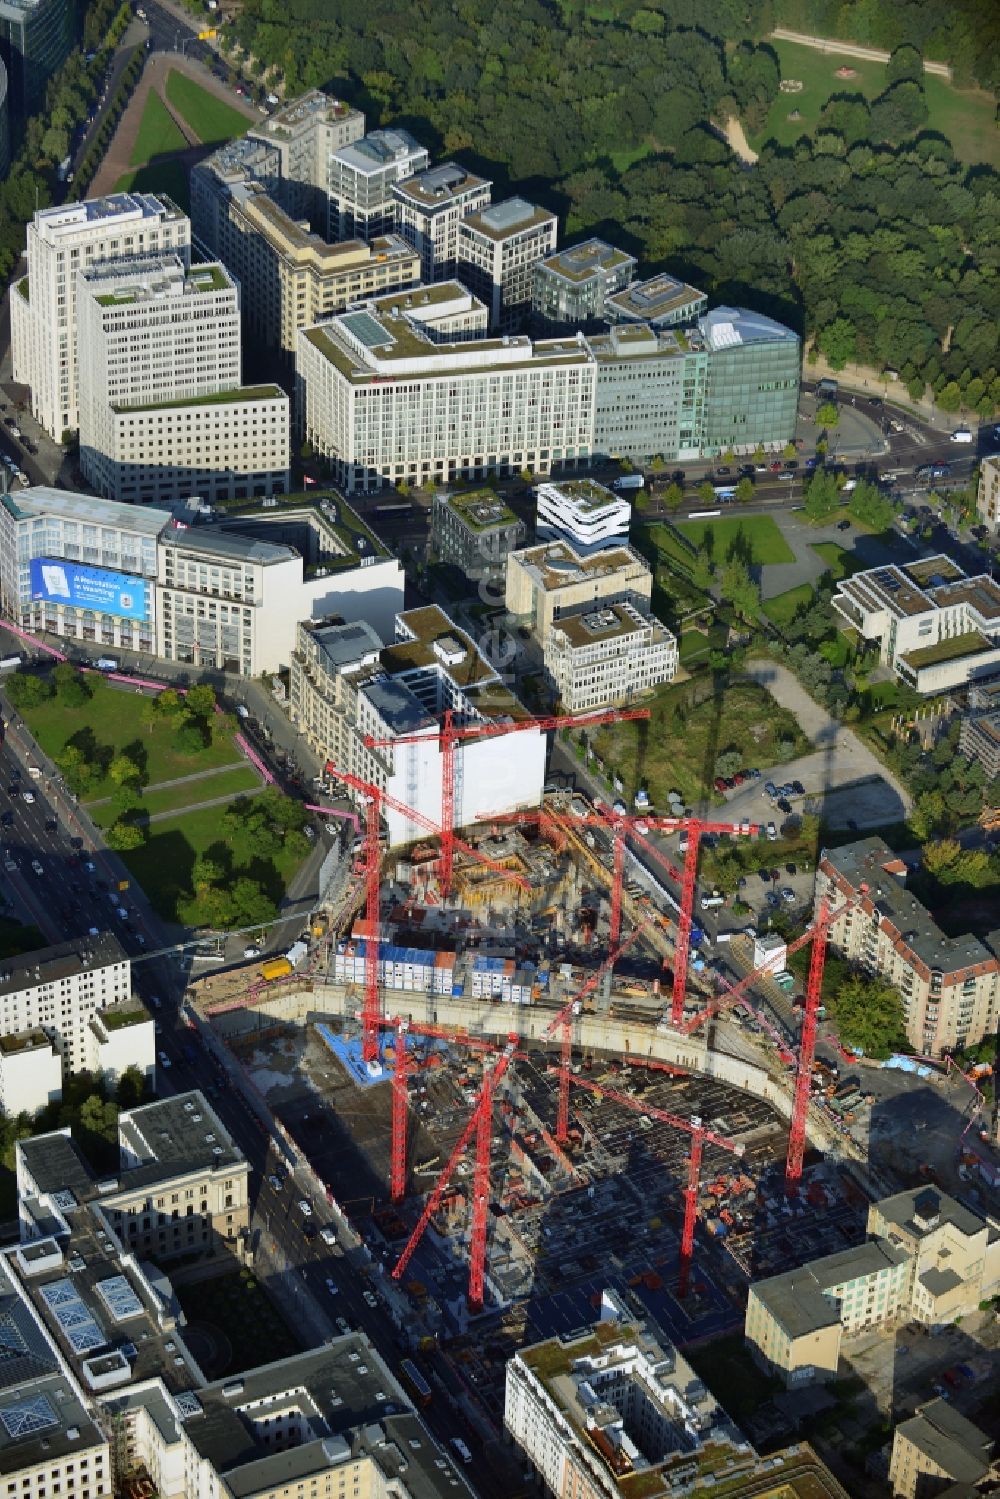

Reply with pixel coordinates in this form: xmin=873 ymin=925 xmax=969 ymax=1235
xmin=261 ymin=957 xmax=293 ymax=981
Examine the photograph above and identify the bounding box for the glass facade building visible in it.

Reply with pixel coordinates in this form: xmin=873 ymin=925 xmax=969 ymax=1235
xmin=0 ymin=57 xmax=9 ymax=178
xmin=0 ymin=0 xmax=75 ymax=116
xmin=699 ymin=305 xmax=801 ymax=455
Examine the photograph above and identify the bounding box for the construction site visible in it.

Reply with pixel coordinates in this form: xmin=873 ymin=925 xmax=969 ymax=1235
xmin=183 ymin=683 xmax=896 ymax=1375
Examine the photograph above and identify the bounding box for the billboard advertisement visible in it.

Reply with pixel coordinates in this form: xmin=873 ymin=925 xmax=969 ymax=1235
xmin=29 ymin=558 xmax=149 ymax=622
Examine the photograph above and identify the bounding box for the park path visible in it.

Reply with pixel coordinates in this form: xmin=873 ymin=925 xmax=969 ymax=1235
xmin=85 ymin=759 xmax=257 ymax=809
xmin=91 ymin=51 xmax=258 ymax=197
xmin=146 ymin=783 xmax=267 ymax=824
xmin=744 ymin=657 xmax=913 ymax=813
xmin=720 ymin=116 xmax=758 ymax=164
xmin=769 ymin=28 xmax=952 ymax=82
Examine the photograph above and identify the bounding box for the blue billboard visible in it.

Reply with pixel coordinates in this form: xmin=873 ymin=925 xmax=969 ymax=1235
xmin=29 ymin=558 xmax=149 ymax=622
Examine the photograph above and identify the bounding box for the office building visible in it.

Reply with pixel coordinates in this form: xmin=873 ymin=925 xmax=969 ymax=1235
xmin=606 ymin=271 xmax=707 ymax=329
xmin=456 ymin=196 xmax=558 ymax=330
xmin=77 ymin=256 xmax=290 ymax=505
xmin=976 ymin=452 xmax=1000 ymax=533
xmin=816 ymin=837 xmax=1000 ymax=1055
xmin=833 ymin=555 xmax=1000 ymax=694
xmin=11 ymin=193 xmax=192 ymax=438
xmin=958 ymin=679 xmax=1000 ymax=781
xmin=747 ymin=1185 xmax=1000 ymax=1387
xmin=889 ymin=1400 xmax=994 ymax=1498
xmin=291 ymin=604 xmax=545 ymax=844
xmin=393 ymin=161 xmax=491 ymax=280
xmin=535 ymin=478 xmax=631 ymax=554
xmin=296 ymin=282 xmax=596 ymax=493
xmin=533 ymin=237 xmax=637 ymax=330
xmin=0 ymin=932 xmax=137 ymax=1088
xmin=507 ymin=1288 xmax=849 ymax=1499
xmin=431 ymin=487 xmax=525 ymax=581
xmin=590 ymin=323 xmax=707 ymax=464
xmin=698 ymin=306 xmax=800 ymax=456
xmin=245 ymin=87 xmax=365 ymax=223
xmin=192 ymin=138 xmax=420 ymax=356
xmin=326 ymin=127 xmax=429 ymax=241
xmin=545 ymin=600 xmax=677 ymax=712
xmin=0 ymin=0 xmax=74 ymax=114
xmin=505 ymin=539 xmax=652 ymax=638
xmin=0 ymin=487 xmax=165 ymax=653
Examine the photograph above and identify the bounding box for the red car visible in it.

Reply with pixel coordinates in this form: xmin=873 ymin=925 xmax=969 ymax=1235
xmin=714 ymin=777 xmax=727 ymax=792
xmin=769 ymin=460 xmax=783 ymax=472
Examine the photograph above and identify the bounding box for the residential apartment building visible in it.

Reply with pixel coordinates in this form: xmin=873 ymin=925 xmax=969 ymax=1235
xmin=545 ymin=600 xmax=677 ymax=712
xmin=431 ymin=488 xmax=525 ymax=581
xmin=816 ymin=837 xmax=1000 ymax=1055
xmin=245 ymin=88 xmax=365 ymax=223
xmin=959 ymin=679 xmax=1000 ymax=781
xmin=456 ymin=197 xmax=558 ymax=330
xmin=76 ymin=256 xmax=290 ymax=505
xmin=698 ymin=306 xmax=800 ymax=456
xmin=606 ymin=272 xmax=708 ymax=329
xmin=833 ymin=554 xmax=1000 ymax=693
xmin=0 ymin=1030 xmax=61 ymax=1115
xmin=393 ymin=161 xmax=491 ymax=281
xmin=505 ymin=539 xmax=652 ymax=638
xmin=11 ymin=193 xmax=192 ymax=437
xmin=977 ymin=452 xmax=1000 ymax=533
xmin=747 ymin=1186 xmax=1000 ymax=1387
xmin=890 ymin=1400 xmax=994 ymax=1498
xmin=192 ymin=139 xmax=420 ymax=355
xmin=326 ymin=128 xmax=429 ymax=241
xmin=0 ymin=932 xmax=131 ymax=1080
xmin=533 ymin=237 xmax=637 ymax=331
xmin=535 ymin=478 xmax=631 ymax=554
xmin=0 ymin=998 xmax=152 ymax=1117
xmin=745 ymin=1239 xmax=910 ymax=1386
xmin=507 ymin=1288 xmax=849 ymax=1499
xmin=590 ymin=322 xmax=707 ymax=464
xmin=291 ymin=604 xmax=546 ymax=844
xmin=0 ymin=487 xmax=166 ymax=653
xmin=296 ymin=282 xmax=597 ymax=493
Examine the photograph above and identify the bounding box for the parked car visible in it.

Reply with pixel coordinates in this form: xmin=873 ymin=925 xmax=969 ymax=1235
xmin=298 ymin=1199 xmax=313 ymax=1217
xmin=780 ymin=887 xmax=797 ymax=904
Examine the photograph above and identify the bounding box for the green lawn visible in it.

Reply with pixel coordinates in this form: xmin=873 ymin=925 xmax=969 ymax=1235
xmin=751 ymin=38 xmax=1000 ymax=169
xmin=165 ymin=69 xmax=251 ymax=145
xmin=20 ymin=680 xmax=243 ymax=802
xmin=88 ymin=765 xmax=262 ymax=829
xmin=676 ymin=515 xmax=795 ymax=566
xmin=811 ymin=541 xmax=861 ymax=581
xmin=591 ymin=676 xmax=810 ymax=807
xmin=115 ymin=158 xmax=191 ymax=212
xmin=763 ymin=582 xmax=813 ymax=626
xmin=118 ymin=801 xmax=305 ymax=923
xmin=129 ymin=88 xmax=188 ymax=166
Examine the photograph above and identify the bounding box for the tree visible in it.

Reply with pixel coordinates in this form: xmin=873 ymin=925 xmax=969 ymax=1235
xmin=257 ymin=788 xmax=307 ymax=832
xmin=819 ymin=319 xmax=857 ymax=370
xmin=192 ymin=852 xmax=226 ymax=890
xmin=4 ymin=670 xmax=54 ymax=710
xmin=661 ymin=481 xmax=684 ymax=512
xmin=230 ymin=877 xmax=278 ymax=927
xmin=828 ymin=972 xmax=907 ymax=1060
xmin=185 ymin=684 xmax=216 ymax=719
xmin=816 ymin=401 xmax=839 ymax=428
xmin=735 ymin=476 xmax=754 ymax=504
xmin=174 ymin=719 xmax=208 ymax=755
xmin=112 ymin=784 xmax=142 ymax=817
xmin=154 ymin=688 xmax=183 ymax=720
xmin=715 ymin=748 xmax=743 ymax=777
xmin=108 ymin=752 xmax=141 ymax=788
xmin=52 ymin=662 xmax=91 ymax=705
xmin=106 ymin=819 xmax=145 ymax=851
xmin=698 ymin=480 xmax=716 ymax=504
xmin=936 ymin=381 xmax=963 ymax=414
xmin=720 ymin=556 xmax=760 ymax=624
xmin=56 ymin=743 xmax=96 ymax=796
xmin=116 ymin=1066 xmax=146 ymax=1108
xmin=804 ymin=470 xmax=841 ymax=521
xmin=691 ymin=546 xmax=715 ymax=592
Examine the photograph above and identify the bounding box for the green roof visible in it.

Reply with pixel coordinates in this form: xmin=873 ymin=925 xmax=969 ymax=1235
xmin=902 ymin=631 xmax=995 ymax=669
xmin=96 ymin=263 xmax=231 ymax=307
xmin=112 ymin=384 xmax=286 ymax=415
xmin=99 ymin=1006 xmax=149 ymax=1031
xmin=303 ymin=322 xmax=590 ymax=386
xmin=444 ymin=488 xmax=519 ymax=531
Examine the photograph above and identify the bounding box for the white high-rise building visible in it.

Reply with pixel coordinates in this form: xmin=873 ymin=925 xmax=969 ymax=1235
xmin=296 ymin=281 xmax=596 ymax=493
xmin=11 ymin=192 xmax=191 ymax=438
xmin=327 ymin=128 xmax=429 ymax=241
xmin=0 ymin=933 xmax=132 ymax=1078
xmin=77 ymin=256 xmax=289 ymax=505
xmin=535 ymin=478 xmax=631 ymax=554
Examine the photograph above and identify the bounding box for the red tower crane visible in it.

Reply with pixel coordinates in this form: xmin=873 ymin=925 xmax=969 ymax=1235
xmin=392 ymin=1037 xmax=519 ymax=1304
xmin=786 ymin=898 xmax=831 ymax=1189
xmin=326 ymin=762 xmax=530 ymax=1062
xmin=363 ymin=706 xmax=650 ymax=894
xmin=390 ymin=1018 xmax=409 ymax=1202
xmin=556 ymin=1071 xmax=743 ymax=1296
xmin=468 ymin=1056 xmax=496 ymax=1311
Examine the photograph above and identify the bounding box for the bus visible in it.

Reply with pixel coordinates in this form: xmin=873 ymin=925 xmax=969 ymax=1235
xmin=450 ymin=1437 xmax=472 ymax=1465
xmin=713 ymin=485 xmax=736 ymax=502
xmin=400 ymin=1358 xmax=432 ymax=1408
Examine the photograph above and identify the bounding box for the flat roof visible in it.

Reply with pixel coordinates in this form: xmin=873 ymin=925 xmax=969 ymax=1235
xmin=930 ymin=575 xmax=1000 ymax=620
xmin=118 ymin=1091 xmax=244 ymax=1177
xmin=822 ymin=838 xmax=998 ymax=976
xmin=302 ymin=315 xmax=590 ymax=385
xmin=256 ymin=88 xmax=361 ymax=137
xmin=587 ymin=324 xmax=692 ymax=363
xmin=333 ymin=128 xmax=425 ymax=175
xmin=34 ymin=193 xmax=185 ymax=235
xmin=539 ymin=238 xmax=636 ymax=285
xmin=18 ymin=1132 xmax=95 ymax=1199
xmin=394 ymin=162 xmax=489 ymax=208
xmin=461 ymin=197 xmax=554 ymax=240
xmin=309 ymin=618 xmax=383 ymax=672
xmin=607 ymin=272 xmax=706 ymax=322
xmin=160 ymin=526 xmax=297 ymax=565
xmin=874 ymin=1186 xmax=986 ymax=1242
xmin=513 ymin=539 xmax=650 ymax=591
xmin=1 ymin=487 xmax=171 ymax=535
xmin=442 ymin=488 xmax=519 ymax=530
xmin=0 ymin=932 xmax=128 ymax=993
xmin=554 ymin=602 xmax=657 ymax=649
xmin=360 ymin=677 xmax=435 ymax=736
xmin=539 ymin=478 xmax=624 ymax=514
xmin=112 ymin=384 xmax=285 ymax=415
xmin=91 ymin=260 xmax=231 ymax=304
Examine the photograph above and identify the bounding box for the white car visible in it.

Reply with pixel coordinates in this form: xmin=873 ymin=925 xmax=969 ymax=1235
xmin=949 ymin=429 xmax=973 ymax=444
xmin=362 ymin=1290 xmax=378 ymax=1308
xmin=30 ymin=859 xmax=43 ymax=875
xmin=21 ymin=791 xmax=34 ymax=803
xmin=158 ymin=1051 xmax=171 ymax=1069
xmin=243 ymin=945 xmax=261 ymax=959
xmin=320 ymin=1225 xmax=337 ymax=1246
xmin=766 ymin=822 xmax=777 ymax=841
xmin=298 ymin=1199 xmax=312 ymax=1217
